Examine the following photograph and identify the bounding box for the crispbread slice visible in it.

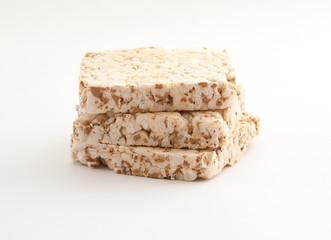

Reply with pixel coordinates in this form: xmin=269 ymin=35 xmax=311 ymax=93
xmin=73 ymin=92 xmax=242 ymax=149
xmin=71 ymin=113 xmax=259 ymax=181
xmin=79 ymin=47 xmax=240 ymax=114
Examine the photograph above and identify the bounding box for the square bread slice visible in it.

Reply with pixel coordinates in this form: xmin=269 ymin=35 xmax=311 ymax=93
xmin=72 ymin=92 xmax=242 ymax=149
xmin=71 ymin=113 xmax=259 ymax=181
xmin=79 ymin=47 xmax=241 ymax=114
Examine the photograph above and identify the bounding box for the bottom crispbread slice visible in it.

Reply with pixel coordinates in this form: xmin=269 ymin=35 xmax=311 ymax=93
xmin=71 ymin=113 xmax=259 ymax=181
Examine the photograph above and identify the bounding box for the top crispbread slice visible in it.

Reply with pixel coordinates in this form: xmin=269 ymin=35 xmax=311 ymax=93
xmin=79 ymin=47 xmax=239 ymax=114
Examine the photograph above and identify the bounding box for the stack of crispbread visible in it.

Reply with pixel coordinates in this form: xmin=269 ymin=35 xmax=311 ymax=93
xmin=71 ymin=47 xmax=259 ymax=180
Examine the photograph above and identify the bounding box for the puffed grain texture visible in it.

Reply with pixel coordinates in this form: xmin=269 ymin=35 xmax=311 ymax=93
xmin=73 ymin=93 xmax=242 ymax=149
xmin=79 ymin=47 xmax=239 ymax=114
xmin=71 ymin=113 xmax=259 ymax=181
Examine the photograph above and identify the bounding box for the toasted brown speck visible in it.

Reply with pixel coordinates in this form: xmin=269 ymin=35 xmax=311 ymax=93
xmin=198 ymin=82 xmax=208 ymax=87
xmin=121 ymin=160 xmax=132 ymax=168
xmin=111 ymin=93 xmax=121 ymax=107
xmin=83 ymin=126 xmax=92 ymax=135
xmin=155 ymin=156 xmax=164 ymax=163
xmin=201 ymin=94 xmax=209 ymax=104
xmin=90 ymin=87 xmax=102 ymax=98
xmin=149 ymin=173 xmax=161 ymax=179
xmin=101 ymin=97 xmax=109 ymax=103
xmin=130 ymin=106 xmax=143 ymax=112
xmin=168 ymin=95 xmax=173 ymax=105
xmin=165 ymin=118 xmax=168 ymax=128
xmin=189 ymin=138 xmax=199 ymax=144
xmin=165 ymin=165 xmax=170 ymax=176
xmin=133 ymin=134 xmax=141 ymax=141
xmin=85 ymin=52 xmax=97 ymax=58
xmin=173 ymin=168 xmax=180 ymax=175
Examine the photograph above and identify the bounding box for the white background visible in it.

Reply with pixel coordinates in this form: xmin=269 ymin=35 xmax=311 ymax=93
xmin=1 ymin=0 xmax=331 ymax=239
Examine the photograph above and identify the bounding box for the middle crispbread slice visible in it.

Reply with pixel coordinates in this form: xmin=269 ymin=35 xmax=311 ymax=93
xmin=73 ymin=92 xmax=242 ymax=150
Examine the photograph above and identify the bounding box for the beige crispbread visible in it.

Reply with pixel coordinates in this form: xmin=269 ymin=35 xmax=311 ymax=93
xmin=73 ymin=92 xmax=242 ymax=149
xmin=79 ymin=47 xmax=240 ymax=114
xmin=71 ymin=113 xmax=259 ymax=181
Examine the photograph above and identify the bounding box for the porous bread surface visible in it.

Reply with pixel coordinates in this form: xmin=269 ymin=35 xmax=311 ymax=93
xmin=71 ymin=113 xmax=259 ymax=181
xmin=79 ymin=47 xmax=239 ymax=114
xmin=73 ymin=93 xmax=242 ymax=149
xmin=80 ymin=47 xmax=235 ymax=86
